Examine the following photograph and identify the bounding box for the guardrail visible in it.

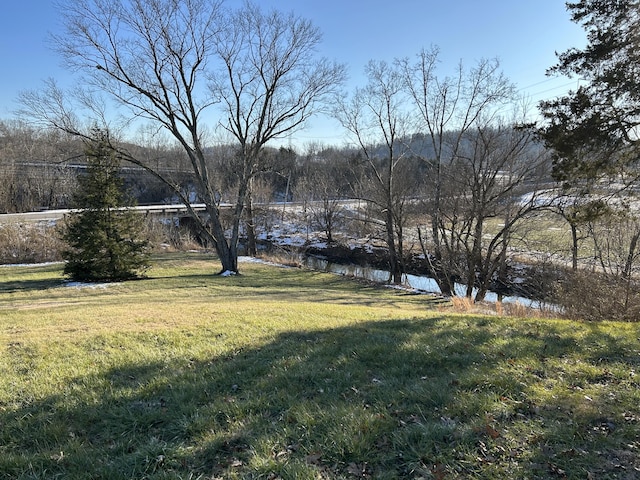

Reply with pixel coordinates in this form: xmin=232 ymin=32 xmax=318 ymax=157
xmin=0 ymin=200 xmax=362 ymax=224
xmin=0 ymin=204 xmax=220 ymax=223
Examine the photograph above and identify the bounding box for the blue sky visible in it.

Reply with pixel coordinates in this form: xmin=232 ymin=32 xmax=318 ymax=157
xmin=0 ymin=1 xmax=585 ymax=145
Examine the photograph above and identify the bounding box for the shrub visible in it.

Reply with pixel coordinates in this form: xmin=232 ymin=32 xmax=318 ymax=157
xmin=554 ymin=270 xmax=640 ymax=321
xmin=0 ymin=222 xmax=64 ymax=264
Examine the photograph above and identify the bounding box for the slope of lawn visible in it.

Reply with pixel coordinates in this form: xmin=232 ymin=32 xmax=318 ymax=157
xmin=1 ymin=252 xmax=639 ymax=479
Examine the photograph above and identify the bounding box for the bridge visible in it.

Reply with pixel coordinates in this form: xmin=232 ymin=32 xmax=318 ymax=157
xmin=0 ymin=204 xmax=218 ymax=223
xmin=0 ymin=200 xmax=361 ymax=224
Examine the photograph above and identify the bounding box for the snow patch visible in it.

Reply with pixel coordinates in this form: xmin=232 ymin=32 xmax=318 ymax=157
xmin=0 ymin=261 xmax=63 ymax=268
xmin=238 ymin=256 xmax=296 ymax=269
xmin=64 ymin=281 xmax=116 ymax=289
xmin=220 ymin=270 xmax=237 ymax=277
xmin=308 ymin=241 xmax=328 ymax=249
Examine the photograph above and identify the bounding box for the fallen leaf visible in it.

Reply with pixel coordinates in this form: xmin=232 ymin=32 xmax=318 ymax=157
xmin=305 ymin=453 xmax=322 ymax=465
xmin=486 ymin=424 xmax=500 ymax=439
xmin=430 ymin=463 xmax=446 ymax=480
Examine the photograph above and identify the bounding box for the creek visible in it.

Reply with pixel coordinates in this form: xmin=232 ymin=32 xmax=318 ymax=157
xmin=302 ymin=255 xmax=547 ymax=309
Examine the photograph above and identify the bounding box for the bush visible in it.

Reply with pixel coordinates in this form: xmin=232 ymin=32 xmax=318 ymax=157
xmin=554 ymin=270 xmax=640 ymax=321
xmin=0 ymin=222 xmax=64 ymax=264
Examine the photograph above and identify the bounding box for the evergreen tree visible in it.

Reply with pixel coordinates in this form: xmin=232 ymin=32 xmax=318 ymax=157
xmin=539 ymin=0 xmax=640 ymax=185
xmin=62 ymin=130 xmax=150 ymax=281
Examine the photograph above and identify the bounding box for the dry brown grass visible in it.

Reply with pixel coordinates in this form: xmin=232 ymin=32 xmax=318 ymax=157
xmin=446 ymin=295 xmax=558 ymax=319
xmin=0 ymin=221 xmax=64 ymax=264
xmin=257 ymin=249 xmax=304 ymax=268
xmin=0 ymin=218 xmax=207 ymax=265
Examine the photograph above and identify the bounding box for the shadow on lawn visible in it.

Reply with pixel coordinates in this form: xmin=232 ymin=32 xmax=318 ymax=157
xmin=2 ymin=317 xmax=639 ymax=479
xmin=0 ymin=277 xmax=64 ymax=294
xmin=0 ymin=264 xmax=65 ymax=294
xmin=145 ymin=268 xmax=444 ymax=308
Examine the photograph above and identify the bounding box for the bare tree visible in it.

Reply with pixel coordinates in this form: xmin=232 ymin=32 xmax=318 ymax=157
xmin=335 ymin=60 xmax=417 ymax=284
xmin=20 ymin=0 xmax=344 ymax=273
xmin=399 ymin=46 xmax=516 ymax=295
xmin=208 ymin=2 xmax=345 ymax=267
xmin=584 ymin=197 xmax=640 ymax=280
xmin=549 ymin=193 xmax=609 ymax=272
xmin=300 ymin=161 xmax=346 ymax=244
xmin=556 ymin=196 xmax=640 ymax=322
xmin=448 ymin=120 xmax=552 ymax=301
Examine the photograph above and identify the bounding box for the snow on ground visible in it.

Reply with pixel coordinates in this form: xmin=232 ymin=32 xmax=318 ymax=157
xmin=238 ymin=256 xmax=295 ymax=268
xmin=0 ymin=262 xmax=63 ymax=268
xmin=64 ymin=281 xmax=117 ymax=289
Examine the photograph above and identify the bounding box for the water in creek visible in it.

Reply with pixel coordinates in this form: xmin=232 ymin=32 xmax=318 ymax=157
xmin=302 ymin=255 xmax=545 ymax=309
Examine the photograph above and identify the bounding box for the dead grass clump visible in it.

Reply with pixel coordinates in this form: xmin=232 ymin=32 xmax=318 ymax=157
xmin=447 ymin=295 xmax=557 ymax=318
xmin=449 ymin=295 xmax=476 ymax=312
xmin=447 ymin=296 xmax=497 ymax=316
xmin=501 ymin=300 xmax=559 ymax=318
xmin=0 ymin=222 xmax=64 ymax=264
xmin=257 ymin=249 xmax=303 ymax=268
xmin=143 ymin=218 xmax=203 ymax=252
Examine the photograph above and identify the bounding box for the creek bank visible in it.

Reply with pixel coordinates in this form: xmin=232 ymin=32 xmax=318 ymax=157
xmin=259 ymin=239 xmax=561 ymax=303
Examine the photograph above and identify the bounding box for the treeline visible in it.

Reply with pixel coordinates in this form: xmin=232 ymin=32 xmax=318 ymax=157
xmin=0 ymin=121 xmax=78 ymax=212
xmin=0 ymin=121 xmax=350 ymax=211
xmin=3 ymin=118 xmax=640 ymax=319
xmin=0 ymin=120 xmax=366 ymax=211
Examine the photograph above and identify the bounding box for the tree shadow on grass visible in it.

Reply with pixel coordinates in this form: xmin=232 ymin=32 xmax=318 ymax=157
xmin=0 ymin=278 xmax=65 ymax=294
xmin=142 ymin=267 xmax=446 ymax=309
xmin=1 ymin=317 xmax=639 ymax=479
xmin=0 ymin=264 xmax=65 ymax=294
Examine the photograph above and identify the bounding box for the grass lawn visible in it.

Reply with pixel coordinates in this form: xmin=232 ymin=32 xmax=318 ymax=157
xmin=1 ymin=252 xmax=639 ymax=479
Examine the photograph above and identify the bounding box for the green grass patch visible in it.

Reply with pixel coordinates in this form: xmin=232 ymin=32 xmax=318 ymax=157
xmin=1 ymin=252 xmax=639 ymax=479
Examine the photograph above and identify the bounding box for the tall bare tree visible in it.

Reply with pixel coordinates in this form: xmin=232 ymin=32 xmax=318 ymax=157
xmin=296 ymin=159 xmax=346 ymax=244
xmin=335 ymin=60 xmax=416 ymax=284
xmin=446 ymin=120 xmax=552 ymax=301
xmin=20 ymin=0 xmax=344 ymax=273
xmin=399 ymin=46 xmax=516 ymax=295
xmin=209 ymin=3 xmax=345 ymax=265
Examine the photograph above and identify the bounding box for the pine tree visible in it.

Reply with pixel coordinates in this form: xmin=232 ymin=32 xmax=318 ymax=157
xmin=62 ymin=130 xmax=150 ymax=281
xmin=539 ymin=0 xmax=640 ymax=185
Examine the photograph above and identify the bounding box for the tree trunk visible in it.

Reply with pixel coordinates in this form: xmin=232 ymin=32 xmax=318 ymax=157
xmin=418 ymin=226 xmax=454 ymax=296
xmin=464 ymin=218 xmax=484 ymax=298
xmin=245 ymin=193 xmax=257 ymax=257
xmin=474 ymin=285 xmax=488 ymax=303
xmin=385 ymin=210 xmax=402 ymax=284
xmin=570 ymin=222 xmax=579 ymax=271
xmin=205 ymin=205 xmax=237 ymax=274
xmin=623 ymin=229 xmax=640 ymax=279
